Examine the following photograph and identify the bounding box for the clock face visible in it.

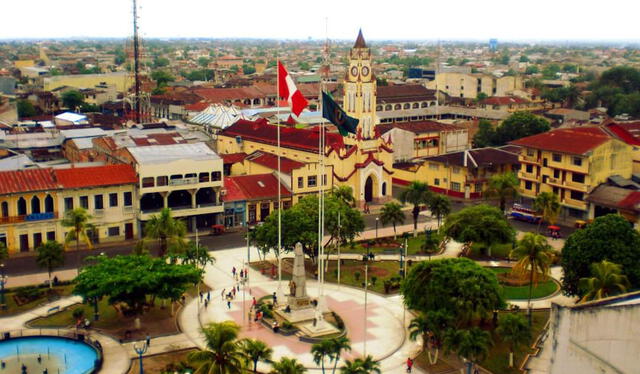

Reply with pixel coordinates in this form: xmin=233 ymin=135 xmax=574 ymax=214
xmin=351 ymin=66 xmax=359 ymax=77
xmin=361 ymin=66 xmax=370 ymax=77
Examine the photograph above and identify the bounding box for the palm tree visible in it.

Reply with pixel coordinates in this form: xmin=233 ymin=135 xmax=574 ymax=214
xmin=579 ymin=260 xmax=630 ymax=302
xmin=358 ymin=355 xmax=381 ymax=374
xmin=311 ymin=339 xmax=334 ymax=373
xmin=328 ymin=337 xmax=351 ymax=374
xmin=511 ymin=232 xmax=554 ymax=324
xmin=496 ymin=313 xmax=531 ymax=367
xmin=409 ymin=311 xmax=451 ymax=364
xmin=0 ymin=241 xmax=8 ymax=264
xmin=187 ymin=321 xmax=247 ymax=374
xmin=444 ymin=328 xmax=492 ymax=374
xmin=429 ymin=194 xmax=451 ymax=227
xmin=340 ymin=360 xmax=363 ymax=374
xmin=533 ymin=192 xmax=560 ymax=232
xmin=241 ymin=338 xmax=273 ymax=373
xmin=485 ymin=172 xmax=519 ymax=213
xmin=270 ymin=357 xmax=307 ymax=374
xmin=35 ymin=241 xmax=65 ymax=289
xmin=399 ymin=181 xmax=432 ymax=235
xmin=332 ymin=186 xmax=355 ymax=207
xmin=144 ymin=207 xmax=187 ymax=257
xmin=379 ymin=202 xmax=405 ymax=239
xmin=61 ymin=208 xmax=94 ymax=252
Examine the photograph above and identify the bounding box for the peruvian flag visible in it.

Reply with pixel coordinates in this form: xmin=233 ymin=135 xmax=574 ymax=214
xmin=278 ymin=61 xmax=308 ymax=116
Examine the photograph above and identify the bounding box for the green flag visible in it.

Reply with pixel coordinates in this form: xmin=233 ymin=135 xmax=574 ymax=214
xmin=322 ymin=91 xmax=359 ymax=136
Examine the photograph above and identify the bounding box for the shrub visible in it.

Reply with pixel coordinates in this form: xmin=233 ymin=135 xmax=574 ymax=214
xmin=281 ymin=320 xmax=294 ymax=330
xmin=15 ymin=286 xmax=43 ymax=302
xmin=371 ymin=276 xmax=378 ymax=286
xmin=354 ymin=272 xmax=361 ymax=281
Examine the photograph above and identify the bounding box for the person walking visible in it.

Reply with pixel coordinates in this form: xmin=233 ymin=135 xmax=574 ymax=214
xmin=226 ymin=296 xmax=231 ymax=309
xmin=252 ymin=297 xmax=257 ymax=310
xmin=406 ymin=357 xmax=413 ymax=373
xmin=207 ymin=291 xmax=210 ymax=302
xmin=220 ymin=288 xmax=225 ymax=300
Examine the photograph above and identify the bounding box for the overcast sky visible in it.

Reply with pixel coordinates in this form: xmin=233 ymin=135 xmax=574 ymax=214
xmin=1 ymin=0 xmax=638 ymax=42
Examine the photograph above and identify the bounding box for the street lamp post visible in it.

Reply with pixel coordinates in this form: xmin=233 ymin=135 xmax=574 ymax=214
xmin=362 ymin=254 xmax=369 ymax=357
xmin=375 ymin=217 xmax=379 ymax=240
xmin=133 ymin=342 xmax=148 ymax=374
xmin=0 ymin=264 xmax=6 ymax=311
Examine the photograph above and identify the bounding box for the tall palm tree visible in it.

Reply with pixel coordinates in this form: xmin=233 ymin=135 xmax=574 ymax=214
xmin=270 ymin=357 xmax=307 ymax=374
xmin=496 ymin=313 xmax=531 ymax=367
xmin=332 ymin=186 xmax=355 ymax=207
xmin=311 ymin=339 xmax=335 ymax=374
xmin=579 ymin=260 xmax=630 ymax=303
xmin=340 ymin=360 xmax=363 ymax=374
xmin=187 ymin=321 xmax=247 ymax=374
xmin=240 ymin=338 xmax=273 ymax=373
xmin=328 ymin=337 xmax=351 ymax=374
xmin=409 ymin=311 xmax=451 ymax=364
xmin=144 ymin=207 xmax=187 ymax=257
xmin=379 ymin=202 xmax=405 ymax=239
xmin=444 ymin=328 xmax=492 ymax=374
xmin=485 ymin=172 xmax=519 ymax=213
xmin=61 ymin=208 xmax=94 ymax=251
xmin=358 ymin=355 xmax=381 ymax=374
xmin=429 ymin=194 xmax=451 ymax=227
xmin=35 ymin=241 xmax=65 ymax=289
xmin=533 ymin=192 xmax=560 ymax=232
xmin=399 ymin=181 xmax=432 ymax=235
xmin=511 ymin=232 xmax=554 ymax=324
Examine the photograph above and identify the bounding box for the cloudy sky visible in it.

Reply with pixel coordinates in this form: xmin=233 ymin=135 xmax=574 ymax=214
xmin=1 ymin=0 xmax=638 ymax=42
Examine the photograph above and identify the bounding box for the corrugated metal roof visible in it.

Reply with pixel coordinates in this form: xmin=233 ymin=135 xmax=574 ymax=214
xmin=127 ymin=142 xmax=220 ymax=164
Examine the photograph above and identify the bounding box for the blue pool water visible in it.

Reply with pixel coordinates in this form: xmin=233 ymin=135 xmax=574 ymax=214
xmin=0 ymin=336 xmax=98 ymax=374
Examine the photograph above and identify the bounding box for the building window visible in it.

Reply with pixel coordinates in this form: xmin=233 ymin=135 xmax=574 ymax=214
xmin=570 ymin=191 xmax=584 ymax=201
xmin=124 ymin=192 xmax=132 ymax=207
xmin=64 ymin=197 xmax=73 ymax=212
xmin=525 ymin=181 xmax=533 ymax=190
xmin=109 ymin=193 xmax=118 ymax=207
xmin=94 ymin=195 xmax=104 ymax=210
xmin=475 ymin=183 xmax=483 ymax=192
xmin=31 ymin=196 xmax=41 ymax=214
xmin=212 ymin=171 xmax=222 ymax=182
xmin=526 ymin=149 xmax=535 ymax=157
xmin=199 ymin=172 xmax=210 ymax=183
xmin=156 ymin=176 xmax=168 ymax=186
xmin=552 ymin=153 xmax=562 ymax=162
xmin=434 ymin=178 xmax=440 ymax=186
xmin=322 ymin=174 xmax=327 ymax=186
xmin=525 ymin=164 xmax=533 ymax=173
xmin=553 ymin=169 xmax=560 ymax=179
xmin=572 ymin=157 xmax=582 ymax=166
xmin=429 ymin=163 xmax=439 ymax=170
xmin=80 ymin=196 xmax=89 ymax=209
xmin=298 ymin=177 xmax=304 ymax=188
xmin=108 ymin=226 xmax=120 ymax=237
xmin=1 ymin=202 xmax=7 ymax=217
xmin=308 ymin=176 xmax=317 ymax=187
xmin=572 ymin=173 xmax=585 ymax=184
xmin=142 ymin=177 xmax=154 ymax=188
xmin=452 ymin=167 xmax=461 ymax=174
xmin=451 ymin=182 xmax=461 ymax=192
xmin=46 ymin=231 xmax=56 ymax=241
xmin=33 ymin=233 xmax=42 ymax=249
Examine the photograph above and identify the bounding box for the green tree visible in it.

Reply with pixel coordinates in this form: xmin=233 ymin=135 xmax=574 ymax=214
xmin=340 ymin=360 xmax=363 ymax=374
xmin=399 ymin=181 xmax=432 ymax=234
xmin=496 ymin=313 xmax=531 ymax=367
xmin=442 ymin=204 xmax=515 ymax=255
xmin=379 ymin=202 xmax=405 ymax=239
xmin=144 ymin=208 xmax=187 ymax=257
xmin=271 ymin=357 xmax=307 ymax=374
xmin=542 ymin=63 xmax=561 ymax=79
xmin=17 ymin=99 xmax=37 ymax=118
xmin=174 ymin=241 xmax=215 ymax=267
xmin=62 ymin=90 xmax=85 ymax=111
xmin=114 ymin=48 xmax=126 ymax=65
xmin=240 ymin=338 xmax=272 ymax=373
xmin=358 ymin=355 xmax=381 ymax=374
xmin=188 ymin=321 xmax=247 ymax=374
xmin=511 ymin=233 xmax=554 ymax=324
xmin=525 ymin=65 xmax=539 ymax=75
xmin=402 ymin=258 xmax=504 ymax=327
xmin=485 ymin=172 xmax=519 ymax=213
xmin=74 ymin=254 xmax=202 ymax=316
xmin=153 ymin=57 xmax=170 ymax=68
xmin=561 ymin=214 xmax=640 ymax=296
xmin=476 ymin=92 xmax=488 ymax=102
xmin=492 ymin=112 xmax=550 ymax=146
xmin=533 ymin=192 xmax=560 ymax=231
xmin=443 ymin=327 xmax=492 ymax=374
xmin=36 ymin=241 xmax=65 ymax=289
xmin=429 ymin=194 xmax=451 ymax=227
xmin=151 ymin=70 xmax=175 ymax=88
xmin=409 ymin=310 xmax=452 ymax=364
xmin=579 ymin=260 xmax=630 ymax=303
xmin=331 ymin=186 xmax=355 ymax=207
xmin=242 ymin=64 xmax=256 ymax=75
xmin=61 ymin=208 xmax=94 ymax=252
xmin=0 ymin=241 xmax=7 ymax=264
xmin=311 ymin=339 xmax=334 ymax=373
xmin=328 ymin=337 xmax=351 ymax=374
xmin=198 ymin=57 xmax=211 ymax=67
xmin=472 ymin=119 xmax=496 ymax=147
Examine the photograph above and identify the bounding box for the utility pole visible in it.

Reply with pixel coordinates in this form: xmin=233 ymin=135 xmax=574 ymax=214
xmin=132 ymin=0 xmax=141 ymax=124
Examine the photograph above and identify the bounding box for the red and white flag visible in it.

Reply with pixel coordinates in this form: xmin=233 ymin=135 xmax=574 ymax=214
xmin=278 ymin=61 xmax=308 ymax=117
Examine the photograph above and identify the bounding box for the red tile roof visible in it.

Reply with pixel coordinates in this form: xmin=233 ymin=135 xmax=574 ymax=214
xmin=54 ymin=164 xmax=137 ymax=188
xmin=221 ymin=153 xmax=248 ymax=164
xmin=0 ymin=169 xmax=58 ymax=194
xmin=221 ymin=119 xmax=345 ymax=153
xmin=606 ymin=122 xmax=640 ymax=147
xmin=224 ymin=173 xmax=291 ymax=202
xmin=245 ymin=151 xmax=306 ymax=174
xmin=510 ymin=127 xmax=611 ymax=155
xmin=131 ymin=132 xmax=187 ymax=146
xmin=480 ymin=96 xmax=530 ymax=106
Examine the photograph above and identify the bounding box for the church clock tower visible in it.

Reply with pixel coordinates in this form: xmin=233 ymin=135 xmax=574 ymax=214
xmin=343 ymin=29 xmax=377 ymax=139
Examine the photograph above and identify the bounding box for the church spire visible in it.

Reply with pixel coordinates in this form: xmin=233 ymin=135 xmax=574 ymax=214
xmin=354 ymin=29 xmax=367 ymax=48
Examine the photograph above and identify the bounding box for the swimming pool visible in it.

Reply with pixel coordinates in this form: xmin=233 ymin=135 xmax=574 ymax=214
xmin=0 ymin=336 xmax=99 ymax=374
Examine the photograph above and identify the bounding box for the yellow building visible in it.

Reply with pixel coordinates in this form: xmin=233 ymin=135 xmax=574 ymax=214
xmin=0 ymin=169 xmax=60 ymax=254
xmin=378 ymin=121 xmax=469 ymax=162
xmin=426 ymin=73 xmax=523 ymax=99
xmin=393 ymin=146 xmax=520 ymax=199
xmin=512 ymin=127 xmax=633 ymax=220
xmin=223 ymin=173 xmax=293 ymax=225
xmin=43 ymin=72 xmax=132 ymax=93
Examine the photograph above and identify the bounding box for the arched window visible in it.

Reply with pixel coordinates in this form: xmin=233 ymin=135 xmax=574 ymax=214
xmin=44 ymin=195 xmax=54 ymax=213
xmin=421 ymin=102 xmax=428 ymax=108
xmin=17 ymin=197 xmax=27 ymax=216
xmin=394 ymin=104 xmax=401 ymax=110
xmin=31 ymin=196 xmax=41 ymax=214
xmin=1 ymin=201 xmax=8 ymax=217
xmin=412 ymin=103 xmax=419 ymax=109
xmin=403 ymin=103 xmax=411 ymax=109
xmin=385 ymin=104 xmax=392 ymax=111
xmin=376 ymin=105 xmax=382 ymax=111
xmin=382 ymin=182 xmax=387 ymax=196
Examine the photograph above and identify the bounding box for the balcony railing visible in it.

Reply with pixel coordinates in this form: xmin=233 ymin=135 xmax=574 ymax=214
xmin=169 ymin=177 xmax=199 ymax=186
xmin=520 ymin=154 xmax=539 ymax=163
xmin=564 ymin=180 xmax=589 ymax=192
xmin=0 ymin=211 xmax=58 ymax=224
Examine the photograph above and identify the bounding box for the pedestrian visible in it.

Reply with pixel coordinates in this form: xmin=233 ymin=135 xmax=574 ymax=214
xmin=244 ymin=268 xmax=249 ymax=279
xmin=207 ymin=291 xmax=210 ymax=301
xmin=272 ymin=292 xmax=277 ymax=305
xmin=240 ymin=269 xmax=244 ymax=279
xmin=232 ymin=266 xmax=236 ymax=277
xmin=227 ymin=296 xmax=231 ymax=309
xmin=221 ymin=288 xmax=225 ymax=299
xmin=252 ymin=297 xmax=257 ymax=309
xmin=232 ymin=287 xmax=236 ymax=297
xmin=204 ymin=299 xmax=209 ymax=309
xmin=406 ymin=357 xmax=413 ymax=373
xmin=236 ymin=284 xmax=240 ymax=292
xmin=199 ymin=292 xmax=203 ymax=302
xmin=146 ymin=335 xmax=151 ymax=347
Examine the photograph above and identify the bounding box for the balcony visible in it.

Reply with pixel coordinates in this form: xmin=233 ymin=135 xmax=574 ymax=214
xmin=0 ymin=211 xmax=58 ymax=225
xmin=518 ymin=171 xmax=539 ymax=181
xmin=563 ymin=180 xmax=589 ymax=192
xmin=562 ymin=198 xmax=587 ymax=210
xmin=519 ymin=154 xmax=539 ymax=164
xmin=169 ymin=177 xmax=198 ymax=186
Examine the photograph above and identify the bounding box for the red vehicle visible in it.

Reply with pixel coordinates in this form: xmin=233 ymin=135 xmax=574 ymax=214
xmin=211 ymin=224 xmax=226 ymax=235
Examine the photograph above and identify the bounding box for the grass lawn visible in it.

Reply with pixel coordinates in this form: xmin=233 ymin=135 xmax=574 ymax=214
xmin=469 ymin=242 xmax=513 ymax=260
xmin=0 ymin=284 xmax=74 ymax=316
xmin=128 ymin=349 xmax=195 ymax=374
xmin=338 ymin=232 xmax=442 ymax=256
xmin=488 ymin=268 xmax=559 ymax=300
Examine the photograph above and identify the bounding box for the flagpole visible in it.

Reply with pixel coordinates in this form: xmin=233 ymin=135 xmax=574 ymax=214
xmin=276 ymin=54 xmax=283 ymax=305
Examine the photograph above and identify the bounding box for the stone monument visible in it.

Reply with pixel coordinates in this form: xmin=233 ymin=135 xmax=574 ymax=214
xmin=288 ymin=242 xmax=312 ymax=310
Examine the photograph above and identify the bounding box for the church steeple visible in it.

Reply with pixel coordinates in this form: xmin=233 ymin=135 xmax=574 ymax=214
xmin=344 ymin=29 xmax=377 ymax=139
xmin=354 ymin=29 xmax=367 ymax=48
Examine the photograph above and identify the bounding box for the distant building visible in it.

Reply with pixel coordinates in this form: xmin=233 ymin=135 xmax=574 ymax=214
xmin=489 ymin=38 xmax=498 ymax=52
xmin=42 ymin=72 xmax=132 ymax=93
xmin=427 ymin=73 xmax=523 ymax=99
xmin=378 ymin=121 xmax=468 ymax=162
xmin=0 ymin=77 xmax=17 ymax=95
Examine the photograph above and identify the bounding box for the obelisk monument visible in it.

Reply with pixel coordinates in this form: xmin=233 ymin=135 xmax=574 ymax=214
xmin=288 ymin=242 xmax=312 ymax=310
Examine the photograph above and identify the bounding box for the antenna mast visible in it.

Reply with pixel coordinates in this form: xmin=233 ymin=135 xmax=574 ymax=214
xmin=132 ymin=0 xmax=141 ymax=124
